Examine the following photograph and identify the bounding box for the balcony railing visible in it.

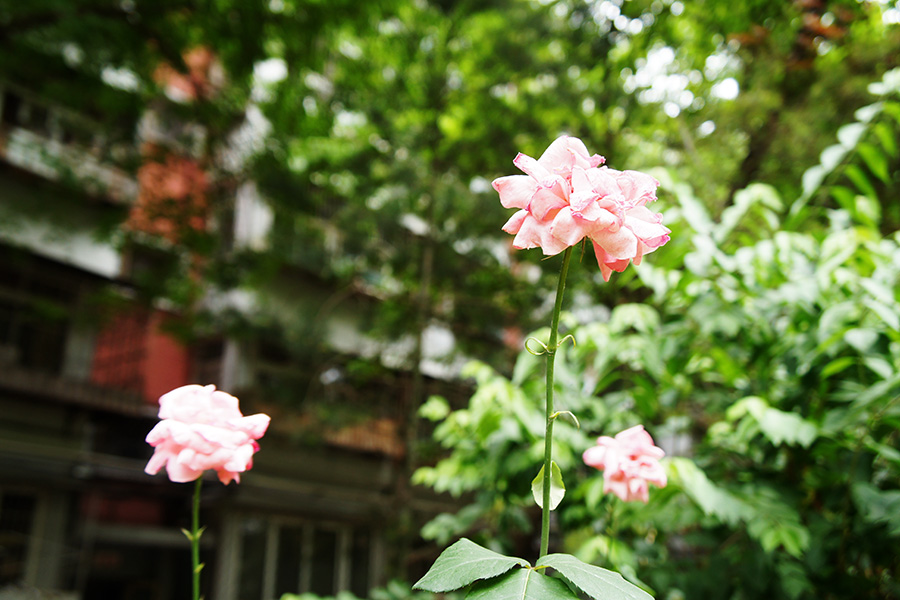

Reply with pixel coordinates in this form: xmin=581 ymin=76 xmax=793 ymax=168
xmin=0 ymin=299 xmax=189 ymax=417
xmin=0 ymin=82 xmax=137 ymax=203
xmin=0 ymin=361 xmax=151 ymax=417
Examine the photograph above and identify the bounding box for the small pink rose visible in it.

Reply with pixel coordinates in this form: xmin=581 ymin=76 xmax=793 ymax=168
xmin=583 ymin=425 xmax=667 ymax=503
xmin=493 ymin=136 xmax=670 ymax=280
xmin=145 ymin=384 xmax=270 ymax=485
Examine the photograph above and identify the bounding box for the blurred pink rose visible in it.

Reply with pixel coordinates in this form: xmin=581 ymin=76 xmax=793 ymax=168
xmin=145 ymin=384 xmax=270 ymax=485
xmin=583 ymin=425 xmax=667 ymax=503
xmin=493 ymin=136 xmax=670 ymax=281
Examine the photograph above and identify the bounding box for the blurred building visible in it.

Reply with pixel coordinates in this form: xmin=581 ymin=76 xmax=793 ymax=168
xmin=0 ymin=70 xmax=457 ymax=599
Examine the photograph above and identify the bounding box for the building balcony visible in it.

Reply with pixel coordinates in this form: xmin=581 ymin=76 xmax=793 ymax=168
xmin=0 ymin=82 xmax=137 ymax=204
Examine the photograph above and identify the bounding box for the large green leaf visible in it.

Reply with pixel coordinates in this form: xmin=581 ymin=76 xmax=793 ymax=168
xmin=727 ymin=396 xmax=818 ymax=448
xmin=413 ymin=538 xmax=529 ymax=593
xmin=799 ymin=164 xmax=827 ymax=201
xmin=856 ymin=141 xmax=891 ymax=183
xmin=844 ymin=163 xmax=879 ymax=200
xmin=873 ymin=121 xmax=898 ymax=157
xmin=669 ymin=458 xmax=749 ymax=525
xmin=865 ymin=298 xmax=900 ymax=332
xmin=536 ymin=554 xmax=654 ymax=600
xmin=837 ymin=121 xmax=869 ymax=147
xmin=852 ymin=483 xmax=900 ymax=536
xmin=609 ymin=304 xmax=661 ymax=335
xmin=466 ymin=568 xmax=576 ymax=600
xmin=740 ymin=487 xmax=810 ymax=557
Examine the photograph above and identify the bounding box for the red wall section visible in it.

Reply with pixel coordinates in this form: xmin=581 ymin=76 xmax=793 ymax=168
xmin=142 ymin=311 xmax=191 ymax=405
xmin=90 ymin=310 xmax=148 ymax=394
xmin=81 ymin=492 xmax=164 ymax=526
xmin=91 ymin=307 xmax=191 ymax=405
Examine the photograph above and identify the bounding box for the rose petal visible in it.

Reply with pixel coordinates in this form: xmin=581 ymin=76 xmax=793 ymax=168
xmin=582 ymin=445 xmax=609 ymax=470
xmin=583 ymin=424 xmax=666 ymax=503
xmin=617 ymin=170 xmax=659 ymax=205
xmin=492 ymin=175 xmax=536 ymax=210
xmin=624 ymin=211 xmax=670 ymax=243
xmin=513 ymin=216 xmax=568 ymax=255
xmin=513 ymin=152 xmax=551 ymax=182
xmin=495 ymin=138 xmax=668 ymax=278
xmin=144 ymin=384 xmax=269 ymax=485
xmin=550 ymin=207 xmax=588 ymax=247
xmin=538 ymin=136 xmax=605 ymax=174
xmin=529 ymin=185 xmax=568 ymax=220
xmin=590 ymin=226 xmax=639 ymax=260
xmin=502 ymin=210 xmax=528 ymax=234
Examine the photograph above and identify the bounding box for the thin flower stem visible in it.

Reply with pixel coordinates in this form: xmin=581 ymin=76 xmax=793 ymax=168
xmin=540 ymin=246 xmax=573 ymax=559
xmin=192 ymin=477 xmax=202 ymax=600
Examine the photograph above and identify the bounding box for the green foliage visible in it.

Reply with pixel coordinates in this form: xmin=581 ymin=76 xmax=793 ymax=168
xmin=414 ymin=538 xmax=527 ymax=593
xmin=413 ymin=538 xmax=651 ymax=600
xmin=790 ymin=67 xmax=900 ymax=231
xmin=465 ymin=569 xmax=572 ymax=600
xmin=251 ymin=1 xmax=900 ymax=368
xmin=280 ymin=579 xmax=446 ymax=600
xmin=852 ymin=482 xmax=900 ymax=536
xmin=537 ymin=554 xmax=653 ymax=600
xmin=10 ymin=1 xmax=900 ymax=597
xmin=719 ymin=396 xmax=818 ymax=449
xmin=415 ymin=71 xmax=900 ymax=598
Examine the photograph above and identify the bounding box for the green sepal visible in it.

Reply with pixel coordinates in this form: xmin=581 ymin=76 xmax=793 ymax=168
xmin=531 ymin=461 xmax=565 ymax=510
xmin=413 ymin=538 xmax=529 ymax=593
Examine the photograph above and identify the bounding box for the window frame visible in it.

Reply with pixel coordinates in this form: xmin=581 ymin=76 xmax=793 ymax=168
xmin=224 ymin=512 xmax=375 ymax=600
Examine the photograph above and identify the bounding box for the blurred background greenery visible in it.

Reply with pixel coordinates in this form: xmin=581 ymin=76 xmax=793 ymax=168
xmin=2 ymin=0 xmax=899 ymax=598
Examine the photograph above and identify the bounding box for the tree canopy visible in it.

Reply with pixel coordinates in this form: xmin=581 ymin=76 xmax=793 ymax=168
xmin=3 ymin=0 xmax=900 ymax=597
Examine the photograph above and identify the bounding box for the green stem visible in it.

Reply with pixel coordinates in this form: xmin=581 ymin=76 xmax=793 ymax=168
xmin=192 ymin=477 xmax=202 ymax=600
xmin=540 ymin=246 xmax=573 ymax=558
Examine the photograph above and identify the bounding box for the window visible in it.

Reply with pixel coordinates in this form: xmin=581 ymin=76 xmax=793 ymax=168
xmin=0 ymin=245 xmax=97 ymax=378
xmin=237 ymin=517 xmax=373 ymax=600
xmin=274 ymin=525 xmax=303 ymax=596
xmin=308 ymin=528 xmax=337 ymax=596
xmin=0 ymin=492 xmax=37 ymax=585
xmin=349 ymin=529 xmax=371 ymax=598
xmin=0 ymin=89 xmax=22 ymax=127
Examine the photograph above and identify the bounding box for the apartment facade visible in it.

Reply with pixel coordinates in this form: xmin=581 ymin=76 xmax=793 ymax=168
xmin=0 ymin=78 xmax=455 ymax=600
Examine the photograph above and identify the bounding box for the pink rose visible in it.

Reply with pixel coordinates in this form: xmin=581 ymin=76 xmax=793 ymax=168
xmin=493 ymin=136 xmax=670 ymax=281
xmin=145 ymin=384 xmax=270 ymax=485
xmin=582 ymin=425 xmax=667 ymax=503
